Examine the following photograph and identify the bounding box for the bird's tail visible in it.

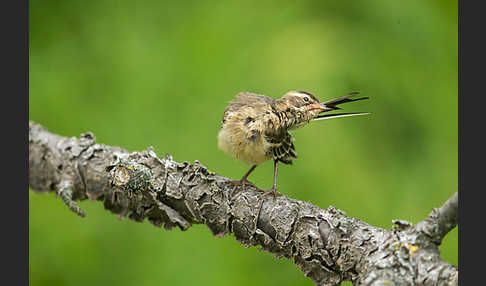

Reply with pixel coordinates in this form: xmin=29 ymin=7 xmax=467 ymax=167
xmin=314 ymin=91 xmax=371 ymax=121
xmin=321 ymin=91 xmax=369 ymax=110
xmin=313 ymin=112 xmax=371 ymax=121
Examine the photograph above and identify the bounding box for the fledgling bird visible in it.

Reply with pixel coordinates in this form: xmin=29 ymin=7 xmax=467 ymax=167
xmin=218 ymin=90 xmax=370 ymax=196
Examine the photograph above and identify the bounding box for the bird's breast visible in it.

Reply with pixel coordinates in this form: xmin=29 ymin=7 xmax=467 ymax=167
xmin=218 ymin=115 xmax=273 ymax=165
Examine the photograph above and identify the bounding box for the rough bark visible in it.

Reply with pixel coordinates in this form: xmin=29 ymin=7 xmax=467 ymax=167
xmin=28 ymin=121 xmax=458 ymax=286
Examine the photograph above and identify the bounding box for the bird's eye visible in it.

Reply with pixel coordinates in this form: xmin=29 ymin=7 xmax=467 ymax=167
xmin=303 ymin=97 xmax=309 ymax=102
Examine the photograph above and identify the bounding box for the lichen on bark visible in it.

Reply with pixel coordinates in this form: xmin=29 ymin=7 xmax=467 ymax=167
xmin=28 ymin=121 xmax=458 ymax=286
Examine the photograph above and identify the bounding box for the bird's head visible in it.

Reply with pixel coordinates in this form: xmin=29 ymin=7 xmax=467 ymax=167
xmin=281 ymin=90 xmax=336 ymax=114
xmin=278 ymin=91 xmax=336 ymax=126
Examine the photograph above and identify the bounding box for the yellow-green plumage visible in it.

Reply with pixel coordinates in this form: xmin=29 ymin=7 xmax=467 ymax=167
xmin=218 ymin=90 xmax=370 ymax=195
xmin=218 ymin=92 xmax=297 ymax=165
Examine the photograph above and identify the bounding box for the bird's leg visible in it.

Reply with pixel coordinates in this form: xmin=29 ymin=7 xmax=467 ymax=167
xmin=262 ymin=160 xmax=280 ymax=198
xmin=230 ymin=165 xmax=259 ymax=193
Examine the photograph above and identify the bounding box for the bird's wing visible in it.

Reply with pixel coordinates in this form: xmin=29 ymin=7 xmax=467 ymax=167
xmin=221 ymin=92 xmax=276 ymax=125
xmin=265 ymin=131 xmax=297 ymax=165
xmin=235 ymin=92 xmax=275 ymax=105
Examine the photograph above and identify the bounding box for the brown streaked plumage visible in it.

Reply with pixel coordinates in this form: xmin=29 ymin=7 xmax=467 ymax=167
xmin=218 ymin=90 xmax=370 ymax=196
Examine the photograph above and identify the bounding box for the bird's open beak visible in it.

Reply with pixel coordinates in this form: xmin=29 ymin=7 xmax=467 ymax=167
xmin=309 ymin=103 xmax=339 ymax=112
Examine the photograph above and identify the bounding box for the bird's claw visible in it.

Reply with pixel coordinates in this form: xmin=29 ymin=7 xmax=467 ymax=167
xmin=230 ymin=179 xmax=273 ymax=197
xmin=229 ymin=178 xmax=256 ymax=195
xmin=229 ymin=179 xmax=248 ymax=188
xmin=260 ymin=187 xmax=280 ymax=199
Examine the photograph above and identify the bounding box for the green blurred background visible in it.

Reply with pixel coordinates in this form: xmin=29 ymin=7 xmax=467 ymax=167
xmin=29 ymin=0 xmax=457 ymax=285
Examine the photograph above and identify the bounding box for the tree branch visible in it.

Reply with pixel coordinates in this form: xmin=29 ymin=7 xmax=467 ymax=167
xmin=28 ymin=121 xmax=458 ymax=286
xmin=415 ymin=192 xmax=458 ymax=245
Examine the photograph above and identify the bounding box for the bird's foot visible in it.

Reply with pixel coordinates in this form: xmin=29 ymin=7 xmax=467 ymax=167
xmin=229 ymin=179 xmax=248 ymax=189
xmin=229 ymin=178 xmax=256 ymax=194
xmin=229 ymin=178 xmax=268 ymax=197
xmin=260 ymin=187 xmax=280 ymax=199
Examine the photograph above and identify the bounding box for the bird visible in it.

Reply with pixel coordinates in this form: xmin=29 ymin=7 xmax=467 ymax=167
xmin=217 ymin=90 xmax=370 ymax=197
